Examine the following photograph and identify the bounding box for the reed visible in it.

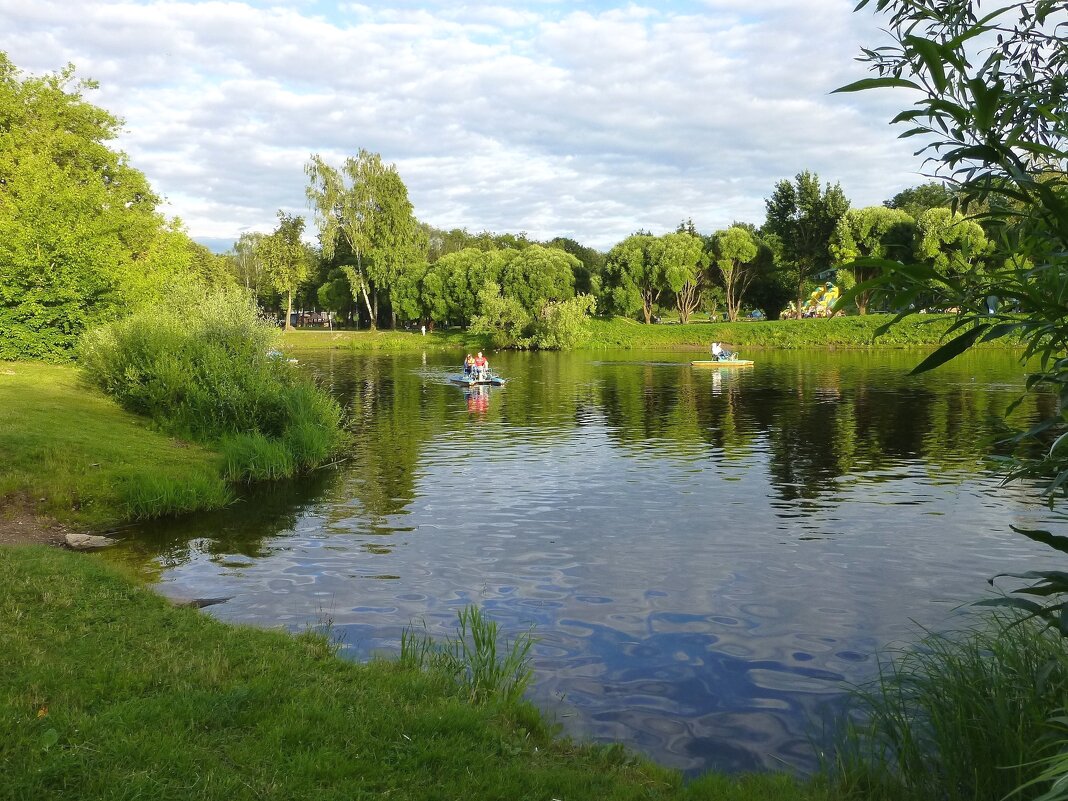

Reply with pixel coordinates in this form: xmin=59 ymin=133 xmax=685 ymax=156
xmin=830 ymin=614 xmax=1068 ymax=801
xmin=400 ymin=606 xmax=536 ymax=705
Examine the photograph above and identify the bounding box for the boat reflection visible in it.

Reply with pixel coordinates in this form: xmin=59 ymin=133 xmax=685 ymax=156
xmin=464 ymin=384 xmax=491 ymax=415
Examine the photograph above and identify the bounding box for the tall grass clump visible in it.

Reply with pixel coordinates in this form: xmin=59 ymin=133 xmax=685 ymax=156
xmin=831 ymin=614 xmax=1068 ymax=801
xmin=400 ymin=606 xmax=536 ymax=705
xmin=79 ymin=285 xmax=343 ymax=481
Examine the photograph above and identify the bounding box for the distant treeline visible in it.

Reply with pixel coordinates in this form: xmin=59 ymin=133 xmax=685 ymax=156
xmin=0 ymin=51 xmax=1009 ymax=360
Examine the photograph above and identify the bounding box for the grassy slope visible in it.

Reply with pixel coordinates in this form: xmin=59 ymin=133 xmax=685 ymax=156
xmin=279 ymin=315 xmax=997 ymax=353
xmin=280 ymin=328 xmax=486 ymax=352
xmin=0 ymin=362 xmax=231 ymax=526
xmin=0 ymin=547 xmax=830 ymax=801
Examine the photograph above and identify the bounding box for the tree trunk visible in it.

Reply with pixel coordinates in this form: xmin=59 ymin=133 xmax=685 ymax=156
xmin=359 ymin=280 xmax=375 ymax=331
xmin=285 ymin=290 xmax=294 ymax=331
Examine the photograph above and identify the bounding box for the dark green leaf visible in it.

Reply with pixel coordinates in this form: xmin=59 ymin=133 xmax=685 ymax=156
xmin=904 ymin=35 xmax=948 ymax=92
xmin=909 ymin=325 xmax=989 ymax=374
xmin=833 ymin=77 xmax=923 ymax=93
xmin=1009 ymin=526 xmax=1068 ymax=555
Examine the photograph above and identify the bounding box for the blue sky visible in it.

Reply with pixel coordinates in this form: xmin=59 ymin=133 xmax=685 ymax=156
xmin=1 ymin=0 xmax=926 ymax=251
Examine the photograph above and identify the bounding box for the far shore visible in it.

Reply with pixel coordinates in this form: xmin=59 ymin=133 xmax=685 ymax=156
xmin=279 ymin=313 xmax=1014 ymax=353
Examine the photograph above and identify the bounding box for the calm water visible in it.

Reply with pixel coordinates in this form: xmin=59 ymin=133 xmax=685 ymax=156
xmin=108 ymin=348 xmax=1067 ymax=776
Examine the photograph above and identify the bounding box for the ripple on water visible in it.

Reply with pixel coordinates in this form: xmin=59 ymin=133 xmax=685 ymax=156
xmin=138 ymin=350 xmax=1064 ymax=778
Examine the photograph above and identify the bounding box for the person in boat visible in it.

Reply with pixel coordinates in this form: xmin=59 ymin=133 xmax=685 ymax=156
xmin=463 ymin=354 xmax=475 ymax=376
xmin=711 ymin=342 xmax=736 ymax=361
xmin=473 ymin=351 xmax=489 ymax=380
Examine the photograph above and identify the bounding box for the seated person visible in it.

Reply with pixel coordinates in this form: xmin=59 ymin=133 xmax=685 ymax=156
xmin=463 ymin=354 xmax=475 ymax=375
xmin=711 ymin=342 xmax=735 ymax=361
xmin=473 ymin=351 xmax=488 ymax=379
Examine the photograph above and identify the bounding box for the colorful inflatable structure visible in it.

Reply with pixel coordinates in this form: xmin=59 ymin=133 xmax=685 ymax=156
xmin=785 ymin=282 xmax=840 ymax=318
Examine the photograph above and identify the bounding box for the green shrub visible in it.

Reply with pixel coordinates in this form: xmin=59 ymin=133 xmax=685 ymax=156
xmin=469 ymin=285 xmax=531 ymax=349
xmin=529 ymin=294 xmax=596 ymax=350
xmin=831 ymin=614 xmax=1068 ymax=801
xmin=79 ymin=285 xmax=343 ymax=480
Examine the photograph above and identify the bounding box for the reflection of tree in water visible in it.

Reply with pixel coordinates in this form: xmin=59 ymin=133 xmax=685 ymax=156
xmin=109 ymin=350 xmax=1046 ymax=574
xmin=339 ymin=356 xmax=445 ymax=532
xmin=594 ymin=351 xmax=1044 ymax=505
xmin=102 ymin=469 xmax=340 ymax=579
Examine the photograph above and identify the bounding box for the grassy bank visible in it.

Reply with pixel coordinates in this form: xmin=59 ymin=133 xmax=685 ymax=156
xmin=280 ymin=314 xmax=1014 ymax=354
xmin=0 ymin=362 xmax=231 ymax=525
xmin=584 ymin=315 xmax=966 ymax=350
xmin=0 ymin=546 xmax=829 ymax=801
xmin=281 ymin=328 xmax=486 ymax=352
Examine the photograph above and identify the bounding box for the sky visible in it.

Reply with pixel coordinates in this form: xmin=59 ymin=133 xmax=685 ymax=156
xmin=1 ymin=0 xmax=929 ymax=251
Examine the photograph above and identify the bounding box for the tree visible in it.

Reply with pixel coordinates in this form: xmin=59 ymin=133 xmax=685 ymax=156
xmin=829 ymin=206 xmax=916 ymax=314
xmin=884 ymin=182 xmax=955 ymax=220
xmin=602 ymin=234 xmax=657 ymax=322
xmin=0 ymin=53 xmax=210 ymax=359
xmin=711 ymin=226 xmax=759 ymax=321
xmin=913 ymin=208 xmax=989 ymax=281
xmin=227 ymin=232 xmax=267 ymax=295
xmin=603 ymin=233 xmax=706 ymax=324
xmin=545 ymin=237 xmax=606 ymax=296
xmin=258 ymin=212 xmax=309 ymax=331
xmin=305 ymin=150 xmax=421 ymax=330
xmin=656 ymin=232 xmax=708 ymax=324
xmin=762 ymin=171 xmax=850 ymax=316
xmin=499 ymin=245 xmax=578 ymax=314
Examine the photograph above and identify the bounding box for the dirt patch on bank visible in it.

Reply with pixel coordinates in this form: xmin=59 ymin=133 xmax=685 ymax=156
xmin=0 ymin=500 xmax=73 ymax=547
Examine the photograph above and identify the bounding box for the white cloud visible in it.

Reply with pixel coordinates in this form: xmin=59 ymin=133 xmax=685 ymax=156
xmin=0 ymin=0 xmax=922 ymax=249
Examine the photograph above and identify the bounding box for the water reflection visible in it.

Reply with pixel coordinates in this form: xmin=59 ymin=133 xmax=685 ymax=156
xmin=108 ymin=349 xmax=1066 ymax=776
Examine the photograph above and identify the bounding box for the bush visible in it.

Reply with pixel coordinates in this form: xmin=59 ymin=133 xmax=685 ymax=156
xmin=832 ymin=614 xmax=1068 ymax=801
xmin=528 ymin=295 xmax=596 ymax=350
xmin=79 ymin=286 xmax=343 ymax=480
xmin=469 ymin=285 xmax=531 ymax=349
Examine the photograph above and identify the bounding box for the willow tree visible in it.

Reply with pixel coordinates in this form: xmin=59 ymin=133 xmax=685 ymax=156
xmin=305 ymin=150 xmax=420 ymax=330
xmin=829 ymin=206 xmax=916 ymax=314
xmin=603 ymin=234 xmax=660 ymax=324
xmin=711 ymin=226 xmax=761 ymax=321
xmin=657 ymin=232 xmax=708 ymax=324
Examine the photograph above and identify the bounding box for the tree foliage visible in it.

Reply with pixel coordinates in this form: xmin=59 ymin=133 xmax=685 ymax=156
xmin=601 ymin=232 xmax=707 ymax=324
xmin=885 ymin=181 xmax=955 ymax=220
xmin=258 ymin=212 xmax=310 ymax=331
xmin=305 ymin=150 xmax=422 ymax=329
xmin=830 ymin=206 xmax=916 ymax=314
xmin=711 ymin=226 xmax=759 ymax=322
xmin=762 ymin=171 xmax=850 ymax=315
xmin=0 ymin=53 xmax=226 ymax=360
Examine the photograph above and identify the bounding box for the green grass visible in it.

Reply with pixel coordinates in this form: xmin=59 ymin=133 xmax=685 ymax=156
xmin=0 ymin=362 xmax=232 ymax=525
xmin=0 ymin=546 xmax=832 ymax=801
xmin=281 ymin=315 xmax=1023 ymax=353
xmin=583 ymin=315 xmax=972 ymax=350
xmin=280 ymin=328 xmax=487 ymax=352
xmin=830 ymin=615 xmax=1068 ymax=801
